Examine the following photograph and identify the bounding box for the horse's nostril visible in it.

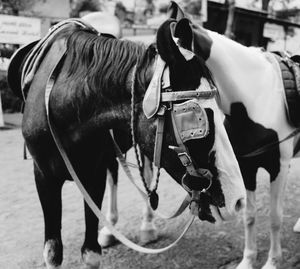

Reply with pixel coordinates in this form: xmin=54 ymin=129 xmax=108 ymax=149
xmin=235 ymin=198 xmax=245 ymax=212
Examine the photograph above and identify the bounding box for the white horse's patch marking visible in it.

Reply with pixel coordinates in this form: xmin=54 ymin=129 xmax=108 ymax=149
xmin=82 ymin=250 xmax=101 ymax=269
xmin=43 ymin=240 xmax=61 ymax=269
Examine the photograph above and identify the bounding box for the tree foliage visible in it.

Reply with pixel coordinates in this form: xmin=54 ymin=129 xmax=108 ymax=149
xmin=69 ymin=0 xmax=100 ymax=18
xmin=0 ymin=0 xmax=38 ymax=15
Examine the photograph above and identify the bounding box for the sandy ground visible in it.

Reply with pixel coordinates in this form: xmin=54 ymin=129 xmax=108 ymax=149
xmin=1 ymin=113 xmax=300 ymax=269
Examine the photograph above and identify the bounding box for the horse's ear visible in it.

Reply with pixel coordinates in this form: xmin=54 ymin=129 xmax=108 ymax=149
xmin=174 ymin=18 xmax=193 ymax=50
xmin=168 ymin=1 xmax=186 ymax=20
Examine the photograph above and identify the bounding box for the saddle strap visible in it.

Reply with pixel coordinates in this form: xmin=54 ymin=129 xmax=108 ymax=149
xmin=45 ymin=47 xmax=194 ymax=254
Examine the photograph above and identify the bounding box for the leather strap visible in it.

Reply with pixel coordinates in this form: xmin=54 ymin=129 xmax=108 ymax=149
xmin=44 ymin=45 xmax=194 ymax=254
xmin=153 ymin=106 xmax=166 ymax=167
xmin=170 ymin=109 xmax=200 ymax=177
xmin=240 ymin=128 xmax=300 ymax=158
xmin=161 ymin=89 xmax=217 ymax=102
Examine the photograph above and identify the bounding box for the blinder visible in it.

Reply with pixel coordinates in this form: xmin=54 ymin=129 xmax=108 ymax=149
xmin=171 ymin=99 xmax=209 ymax=142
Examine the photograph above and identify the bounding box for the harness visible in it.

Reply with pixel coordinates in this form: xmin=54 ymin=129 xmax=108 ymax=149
xmin=142 ymin=55 xmax=217 ymax=215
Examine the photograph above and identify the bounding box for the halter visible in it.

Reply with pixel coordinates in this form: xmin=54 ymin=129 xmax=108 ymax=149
xmin=138 ymin=54 xmax=218 ymax=213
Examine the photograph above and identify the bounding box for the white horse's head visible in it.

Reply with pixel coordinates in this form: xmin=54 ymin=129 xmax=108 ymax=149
xmin=144 ymin=13 xmax=246 ymax=223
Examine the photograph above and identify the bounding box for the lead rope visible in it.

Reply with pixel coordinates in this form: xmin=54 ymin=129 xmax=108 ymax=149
xmin=130 ymin=63 xmax=160 ymax=210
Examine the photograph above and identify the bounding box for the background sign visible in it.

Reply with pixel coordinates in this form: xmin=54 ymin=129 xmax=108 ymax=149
xmin=0 ymin=15 xmax=41 ymax=45
xmin=263 ymin=22 xmax=285 ymax=40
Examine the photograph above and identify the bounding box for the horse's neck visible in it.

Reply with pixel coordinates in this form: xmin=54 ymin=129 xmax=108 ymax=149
xmin=206 ymin=31 xmax=280 ymax=117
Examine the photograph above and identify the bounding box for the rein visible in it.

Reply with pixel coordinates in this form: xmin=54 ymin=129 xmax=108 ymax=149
xmin=239 ymin=128 xmax=300 ymax=158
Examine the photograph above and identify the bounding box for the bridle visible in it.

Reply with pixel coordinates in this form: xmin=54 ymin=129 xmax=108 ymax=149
xmin=132 ymin=53 xmax=218 ymax=214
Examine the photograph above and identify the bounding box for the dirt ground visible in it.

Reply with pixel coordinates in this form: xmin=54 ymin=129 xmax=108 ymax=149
xmin=1 ymin=113 xmax=300 ymax=269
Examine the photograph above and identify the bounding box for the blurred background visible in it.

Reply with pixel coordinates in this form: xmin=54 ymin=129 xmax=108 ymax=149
xmin=1 ymin=0 xmax=300 ymax=117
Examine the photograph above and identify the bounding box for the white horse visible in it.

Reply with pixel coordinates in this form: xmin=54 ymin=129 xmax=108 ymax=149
xmin=169 ymin=2 xmax=300 ymax=269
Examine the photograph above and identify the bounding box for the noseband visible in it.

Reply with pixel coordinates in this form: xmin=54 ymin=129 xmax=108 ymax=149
xmin=134 ymin=55 xmax=217 ymax=211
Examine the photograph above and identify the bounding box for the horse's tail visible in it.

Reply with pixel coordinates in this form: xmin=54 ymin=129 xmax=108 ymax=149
xmin=7 ymin=40 xmax=39 ymax=100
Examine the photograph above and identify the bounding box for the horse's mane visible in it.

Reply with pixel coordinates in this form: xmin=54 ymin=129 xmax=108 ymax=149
xmin=61 ymin=27 xmax=149 ymax=102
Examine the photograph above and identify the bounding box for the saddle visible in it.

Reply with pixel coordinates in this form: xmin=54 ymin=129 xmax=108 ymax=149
xmin=7 ymin=19 xmax=99 ymax=102
xmin=272 ymin=51 xmax=300 ymax=127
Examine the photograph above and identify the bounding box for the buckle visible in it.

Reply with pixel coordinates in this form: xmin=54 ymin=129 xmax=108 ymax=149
xmin=178 ymin=152 xmax=192 ymax=167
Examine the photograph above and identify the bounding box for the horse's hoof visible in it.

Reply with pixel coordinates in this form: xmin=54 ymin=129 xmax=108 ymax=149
xmin=82 ymin=250 xmax=101 ymax=269
xmin=43 ymin=239 xmax=62 ymax=269
xmin=140 ymin=228 xmax=158 ymax=244
xmin=44 ymin=263 xmax=61 ymax=269
xmin=98 ymin=227 xmax=116 ymax=248
xmin=235 ymin=259 xmax=255 ymax=269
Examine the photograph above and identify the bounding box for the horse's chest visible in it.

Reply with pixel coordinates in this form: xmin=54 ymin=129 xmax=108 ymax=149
xmin=225 ymin=102 xmax=281 ymax=185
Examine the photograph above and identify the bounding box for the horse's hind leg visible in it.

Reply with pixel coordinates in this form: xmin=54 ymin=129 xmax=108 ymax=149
xmin=140 ymin=155 xmax=158 ymax=244
xmin=34 ymin=164 xmax=64 ymax=269
xmin=98 ymin=157 xmax=119 ymax=247
xmin=81 ymin=165 xmax=107 ymax=269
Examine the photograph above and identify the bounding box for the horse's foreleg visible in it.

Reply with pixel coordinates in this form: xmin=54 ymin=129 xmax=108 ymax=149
xmin=262 ymin=161 xmax=290 ymax=269
xmin=140 ymin=155 xmax=158 ymax=244
xmin=81 ymin=167 xmax=106 ymax=269
xmin=237 ymin=189 xmax=257 ymax=269
xmin=34 ymin=164 xmax=63 ymax=269
xmin=98 ymin=159 xmax=119 ymax=247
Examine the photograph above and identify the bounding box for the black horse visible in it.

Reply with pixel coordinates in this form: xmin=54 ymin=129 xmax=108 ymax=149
xmin=8 ymin=16 xmax=245 ymax=268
